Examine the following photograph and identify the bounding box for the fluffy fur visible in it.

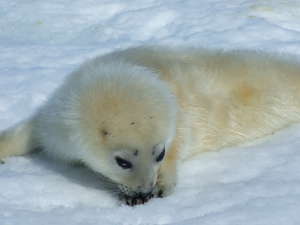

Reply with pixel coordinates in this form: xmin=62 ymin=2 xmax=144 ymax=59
xmin=1 ymin=46 xmax=300 ymax=205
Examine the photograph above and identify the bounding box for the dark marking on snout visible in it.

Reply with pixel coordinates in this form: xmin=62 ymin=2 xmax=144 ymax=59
xmin=134 ymin=150 xmax=139 ymax=156
xmin=122 ymin=192 xmax=154 ymax=206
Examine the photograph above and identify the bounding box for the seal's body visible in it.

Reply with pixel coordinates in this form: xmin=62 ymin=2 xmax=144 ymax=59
xmin=1 ymin=46 xmax=300 ymax=205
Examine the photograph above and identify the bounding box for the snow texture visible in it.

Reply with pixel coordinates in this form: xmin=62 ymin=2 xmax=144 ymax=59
xmin=1 ymin=0 xmax=300 ymax=224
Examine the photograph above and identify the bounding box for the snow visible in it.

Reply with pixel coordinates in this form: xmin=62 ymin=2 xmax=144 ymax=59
xmin=0 ymin=0 xmax=300 ymax=224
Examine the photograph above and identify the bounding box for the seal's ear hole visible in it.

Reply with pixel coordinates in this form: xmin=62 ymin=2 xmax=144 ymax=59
xmin=156 ymin=147 xmax=165 ymax=162
xmin=115 ymin=156 xmax=133 ymax=169
xmin=99 ymin=128 xmax=111 ymax=139
xmin=101 ymin=129 xmax=109 ymax=136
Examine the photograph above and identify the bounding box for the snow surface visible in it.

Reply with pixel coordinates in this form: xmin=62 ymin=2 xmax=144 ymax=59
xmin=1 ymin=0 xmax=300 ymax=224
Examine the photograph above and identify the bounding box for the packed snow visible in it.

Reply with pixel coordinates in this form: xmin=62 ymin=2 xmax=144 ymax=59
xmin=0 ymin=0 xmax=300 ymax=224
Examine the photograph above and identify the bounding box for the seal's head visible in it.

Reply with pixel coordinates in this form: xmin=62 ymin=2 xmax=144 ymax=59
xmin=69 ymin=61 xmax=177 ymax=198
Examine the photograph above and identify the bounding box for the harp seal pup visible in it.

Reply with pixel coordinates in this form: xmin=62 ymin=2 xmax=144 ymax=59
xmin=1 ymin=46 xmax=300 ymax=205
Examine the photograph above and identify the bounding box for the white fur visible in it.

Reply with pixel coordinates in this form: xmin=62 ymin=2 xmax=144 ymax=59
xmin=1 ymin=46 xmax=300 ymax=204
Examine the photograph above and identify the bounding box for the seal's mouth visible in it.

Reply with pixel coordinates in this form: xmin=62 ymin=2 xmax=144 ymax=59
xmin=94 ymin=173 xmax=155 ymax=206
xmin=118 ymin=184 xmax=155 ymax=206
xmin=119 ymin=191 xmax=154 ymax=206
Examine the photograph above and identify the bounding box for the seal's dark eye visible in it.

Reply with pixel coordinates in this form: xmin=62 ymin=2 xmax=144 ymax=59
xmin=115 ymin=156 xmax=132 ymax=169
xmin=156 ymin=148 xmax=165 ymax=162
